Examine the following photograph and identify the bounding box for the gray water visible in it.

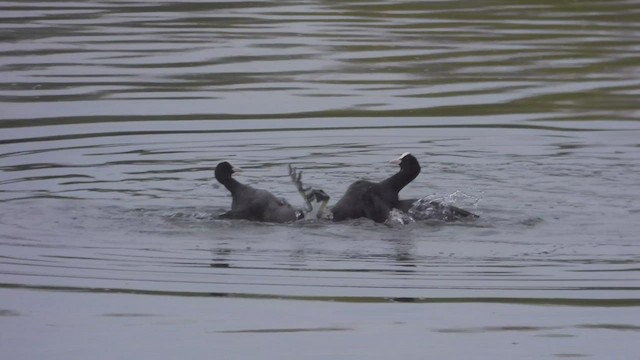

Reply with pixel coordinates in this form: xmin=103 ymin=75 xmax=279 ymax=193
xmin=1 ymin=1 xmax=640 ymax=359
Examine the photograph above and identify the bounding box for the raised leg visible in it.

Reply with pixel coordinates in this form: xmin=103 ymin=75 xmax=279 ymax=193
xmin=288 ymin=165 xmax=331 ymax=218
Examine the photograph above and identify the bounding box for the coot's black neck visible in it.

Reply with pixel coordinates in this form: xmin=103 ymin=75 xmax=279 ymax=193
xmin=217 ymin=177 xmax=243 ymax=194
xmin=382 ymin=161 xmax=421 ymax=193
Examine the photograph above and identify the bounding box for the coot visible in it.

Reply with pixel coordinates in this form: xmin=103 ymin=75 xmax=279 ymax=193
xmin=331 ymin=152 xmax=421 ymax=223
xmin=329 ymin=153 xmax=478 ymax=223
xmin=215 ymin=161 xmax=300 ymax=223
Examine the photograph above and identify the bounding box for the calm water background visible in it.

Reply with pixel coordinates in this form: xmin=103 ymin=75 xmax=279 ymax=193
xmin=1 ymin=1 xmax=640 ymax=359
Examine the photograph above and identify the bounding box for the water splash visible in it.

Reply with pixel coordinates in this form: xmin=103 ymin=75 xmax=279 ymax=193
xmin=387 ymin=191 xmax=481 ymax=224
xmin=410 ymin=192 xmax=481 ymax=221
xmin=386 ymin=208 xmax=415 ymax=225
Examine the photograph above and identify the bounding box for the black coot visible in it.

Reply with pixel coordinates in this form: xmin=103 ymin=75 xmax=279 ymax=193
xmin=215 ymin=161 xmax=300 ymax=223
xmin=331 ymin=152 xmax=420 ymax=223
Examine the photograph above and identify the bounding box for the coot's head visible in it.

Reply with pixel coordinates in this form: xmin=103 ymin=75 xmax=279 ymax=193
xmin=390 ymin=152 xmax=421 ymax=174
xmin=215 ymin=161 xmax=239 ymax=183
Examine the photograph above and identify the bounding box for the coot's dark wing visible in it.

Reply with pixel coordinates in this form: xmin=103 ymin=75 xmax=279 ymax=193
xmin=223 ymin=186 xmax=298 ymax=223
xmin=248 ymin=188 xmax=298 ymax=223
xmin=363 ymin=192 xmax=394 ymax=223
xmin=408 ymin=199 xmax=478 ymax=221
xmin=397 ymin=198 xmax=479 ymax=221
xmin=395 ymin=199 xmax=418 ymax=212
xmin=442 ymin=202 xmax=478 ymax=219
xmin=331 ymin=180 xmax=372 ymax=222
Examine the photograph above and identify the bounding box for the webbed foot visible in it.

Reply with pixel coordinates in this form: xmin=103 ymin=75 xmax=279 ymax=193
xmin=288 ymin=164 xmax=331 ymax=218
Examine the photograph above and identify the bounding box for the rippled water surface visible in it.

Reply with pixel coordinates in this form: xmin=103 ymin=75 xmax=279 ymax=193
xmin=1 ymin=1 xmax=640 ymax=359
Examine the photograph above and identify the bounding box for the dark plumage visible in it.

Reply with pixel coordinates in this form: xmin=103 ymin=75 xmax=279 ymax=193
xmin=215 ymin=161 xmax=300 ymax=223
xmin=331 ymin=152 xmax=421 ymax=223
xmin=330 ymin=153 xmax=479 ymax=223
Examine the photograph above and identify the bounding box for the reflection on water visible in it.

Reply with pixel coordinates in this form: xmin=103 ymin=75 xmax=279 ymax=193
xmin=1 ymin=0 xmax=640 ymax=359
